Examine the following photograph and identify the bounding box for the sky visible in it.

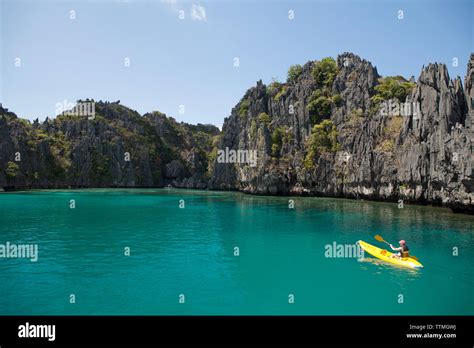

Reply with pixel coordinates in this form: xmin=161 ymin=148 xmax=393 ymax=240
xmin=1 ymin=0 xmax=472 ymax=127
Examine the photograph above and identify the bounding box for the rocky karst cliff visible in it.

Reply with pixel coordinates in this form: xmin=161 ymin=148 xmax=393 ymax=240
xmin=209 ymin=53 xmax=473 ymax=213
xmin=0 ymin=101 xmax=219 ymax=189
xmin=1 ymin=53 xmax=472 ymax=213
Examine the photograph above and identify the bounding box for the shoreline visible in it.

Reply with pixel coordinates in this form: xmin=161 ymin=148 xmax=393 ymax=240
xmin=2 ymin=185 xmax=473 ymax=216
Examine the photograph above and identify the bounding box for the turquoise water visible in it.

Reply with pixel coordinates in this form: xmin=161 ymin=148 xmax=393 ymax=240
xmin=0 ymin=189 xmax=472 ymax=315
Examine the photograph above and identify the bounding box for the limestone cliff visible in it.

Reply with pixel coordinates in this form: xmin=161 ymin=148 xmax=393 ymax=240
xmin=0 ymin=101 xmax=219 ymax=189
xmin=209 ymin=53 xmax=473 ymax=213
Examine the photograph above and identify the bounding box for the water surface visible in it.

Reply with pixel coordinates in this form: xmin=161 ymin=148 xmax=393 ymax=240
xmin=0 ymin=189 xmax=472 ymax=315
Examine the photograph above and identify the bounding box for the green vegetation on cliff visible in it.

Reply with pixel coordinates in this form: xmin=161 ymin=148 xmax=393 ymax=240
xmin=312 ymin=57 xmax=339 ymax=89
xmin=5 ymin=162 xmax=20 ymax=178
xmin=371 ymin=76 xmax=416 ymax=104
xmin=238 ymin=99 xmax=250 ymax=119
xmin=258 ymin=112 xmax=271 ymax=125
xmin=287 ymin=64 xmax=303 ymax=83
xmin=304 ymin=120 xmax=340 ymax=168
xmin=307 ymin=58 xmax=342 ymax=125
xmin=307 ymin=91 xmax=333 ymax=124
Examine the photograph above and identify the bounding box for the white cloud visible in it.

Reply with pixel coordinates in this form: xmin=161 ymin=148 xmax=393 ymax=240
xmin=191 ymin=4 xmax=207 ymax=22
xmin=160 ymin=0 xmax=179 ymax=13
xmin=160 ymin=1 xmax=207 ymax=22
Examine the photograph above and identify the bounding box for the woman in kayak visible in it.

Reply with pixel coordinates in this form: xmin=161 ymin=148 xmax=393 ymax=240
xmin=389 ymin=240 xmax=409 ymax=259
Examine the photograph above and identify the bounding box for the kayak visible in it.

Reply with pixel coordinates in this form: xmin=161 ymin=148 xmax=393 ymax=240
xmin=357 ymin=240 xmax=424 ymax=269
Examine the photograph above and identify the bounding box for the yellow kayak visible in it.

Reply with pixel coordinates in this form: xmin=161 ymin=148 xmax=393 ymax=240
xmin=357 ymin=240 xmax=424 ymax=269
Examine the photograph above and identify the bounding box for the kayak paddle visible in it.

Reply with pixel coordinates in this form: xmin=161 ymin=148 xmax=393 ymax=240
xmin=374 ymin=234 xmax=391 ymax=246
xmin=374 ymin=235 xmax=419 ymax=261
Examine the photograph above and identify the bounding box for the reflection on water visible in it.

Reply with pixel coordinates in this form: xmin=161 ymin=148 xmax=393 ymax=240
xmin=358 ymin=257 xmax=422 ymax=284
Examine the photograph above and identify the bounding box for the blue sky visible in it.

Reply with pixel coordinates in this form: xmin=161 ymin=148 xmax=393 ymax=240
xmin=1 ymin=0 xmax=472 ymax=126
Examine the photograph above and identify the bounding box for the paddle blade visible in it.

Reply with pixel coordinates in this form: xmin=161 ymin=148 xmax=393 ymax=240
xmin=374 ymin=235 xmax=385 ymax=242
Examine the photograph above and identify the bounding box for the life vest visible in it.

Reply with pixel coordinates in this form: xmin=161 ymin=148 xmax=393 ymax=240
xmin=400 ymin=244 xmax=409 ymax=258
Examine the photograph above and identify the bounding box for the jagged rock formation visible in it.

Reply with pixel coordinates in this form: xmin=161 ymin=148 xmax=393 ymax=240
xmin=1 ymin=53 xmax=472 ymax=213
xmin=0 ymin=101 xmax=219 ymax=189
xmin=209 ymin=53 xmax=473 ymax=213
